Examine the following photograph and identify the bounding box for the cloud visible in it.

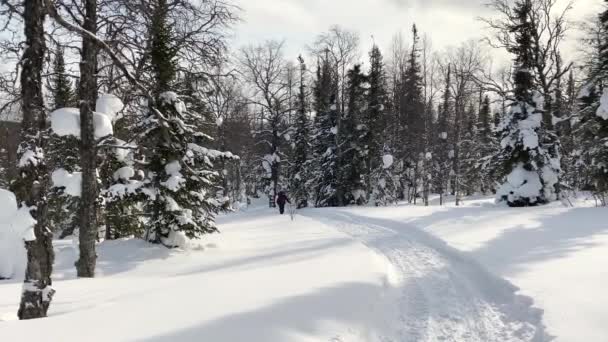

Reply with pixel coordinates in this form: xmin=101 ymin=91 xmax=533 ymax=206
xmin=232 ymin=0 xmax=600 ymax=63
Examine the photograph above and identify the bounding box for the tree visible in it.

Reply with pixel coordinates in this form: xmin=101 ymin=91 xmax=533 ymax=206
xmin=47 ymin=45 xmax=79 ymax=239
xmin=340 ymin=64 xmax=368 ymax=205
xmin=289 ymin=55 xmax=311 ymax=208
xmin=140 ymin=92 xmax=234 ymax=246
xmin=75 ymin=0 xmax=100 ymax=278
xmin=495 ymin=0 xmax=561 ymax=206
xmin=313 ymin=55 xmax=341 ymax=207
xmin=10 ymin=0 xmax=55 ymax=319
xmin=238 ymin=41 xmax=291 ymax=207
xmin=571 ymin=1 xmax=608 ymax=204
xmin=434 ymin=63 xmax=452 ymax=204
xmin=366 ymin=45 xmax=390 ymax=201
xmin=49 ymin=46 xmax=76 ymax=110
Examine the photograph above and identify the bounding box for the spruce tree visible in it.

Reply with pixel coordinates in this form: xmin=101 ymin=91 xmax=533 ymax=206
xmin=49 ymin=46 xmax=76 ymax=110
xmin=313 ymin=56 xmax=341 ymax=207
xmin=362 ymin=45 xmax=398 ymax=205
xmin=572 ymin=1 xmax=608 ymax=203
xmin=340 ymin=64 xmax=368 ymax=205
xmin=289 ymin=56 xmax=311 ymax=208
xmin=401 ymin=24 xmax=426 ymax=202
xmin=47 ymin=45 xmax=79 ymax=238
xmin=138 ymin=0 xmax=234 ymax=245
xmin=495 ymin=0 xmax=561 ymax=206
xmin=475 ymin=95 xmax=498 ymax=194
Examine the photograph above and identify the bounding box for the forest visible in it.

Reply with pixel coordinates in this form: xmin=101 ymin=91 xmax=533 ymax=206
xmin=0 ymin=0 xmax=607 ymax=330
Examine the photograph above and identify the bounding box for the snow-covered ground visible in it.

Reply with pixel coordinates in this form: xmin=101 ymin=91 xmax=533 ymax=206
xmin=342 ymin=195 xmax=608 ymax=342
xmin=1 ymin=196 xmax=604 ymax=341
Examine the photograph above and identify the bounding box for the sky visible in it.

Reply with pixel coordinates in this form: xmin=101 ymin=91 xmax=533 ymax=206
xmin=232 ymin=0 xmax=603 ymax=65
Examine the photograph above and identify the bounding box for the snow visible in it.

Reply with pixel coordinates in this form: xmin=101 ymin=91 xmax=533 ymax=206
xmin=50 ymin=108 xmax=80 ymax=137
xmin=113 ymin=166 xmax=135 ymax=181
xmin=497 ymin=163 xmax=543 ymax=204
xmin=382 ymin=154 xmax=394 ymax=169
xmin=0 ymin=189 xmax=36 ymax=279
xmin=162 ymin=161 xmax=185 ymax=192
xmin=0 ymin=203 xmax=387 ymax=341
xmin=160 ymin=91 xmax=187 ymax=114
xmin=94 ymin=112 xmax=114 ymax=138
xmin=18 ymin=148 xmax=43 ymax=168
xmin=0 ymin=198 xmax=556 ymax=341
xmin=50 ymin=108 xmax=114 ymax=139
xmin=596 ymin=88 xmax=608 ymax=120
xmin=330 ymin=126 xmax=338 ymax=135
xmin=52 ymin=169 xmax=82 ymax=197
xmin=96 ymin=94 xmax=124 ymax=122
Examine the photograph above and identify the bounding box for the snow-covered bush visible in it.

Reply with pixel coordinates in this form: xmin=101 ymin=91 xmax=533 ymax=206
xmin=0 ymin=189 xmax=36 ymax=279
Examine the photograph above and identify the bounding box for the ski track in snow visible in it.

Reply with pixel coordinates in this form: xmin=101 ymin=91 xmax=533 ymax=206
xmin=303 ymin=209 xmax=547 ymax=342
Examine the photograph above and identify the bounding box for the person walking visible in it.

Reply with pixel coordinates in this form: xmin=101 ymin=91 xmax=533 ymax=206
xmin=276 ymin=191 xmax=291 ymax=215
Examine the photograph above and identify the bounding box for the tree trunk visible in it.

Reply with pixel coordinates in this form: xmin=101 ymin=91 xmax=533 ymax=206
xmin=76 ymin=0 xmax=98 ymax=278
xmin=15 ymin=0 xmax=56 ymax=320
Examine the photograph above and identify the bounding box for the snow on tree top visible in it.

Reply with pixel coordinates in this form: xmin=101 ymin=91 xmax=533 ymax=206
xmin=113 ymin=166 xmax=136 ymax=181
xmin=96 ymin=94 xmax=124 ymax=122
xmin=50 ymin=108 xmax=114 ymax=139
xmin=383 ymin=154 xmax=394 ymax=169
xmin=52 ymin=169 xmax=82 ymax=197
xmin=160 ymin=91 xmax=187 ymax=114
xmin=497 ymin=163 xmax=543 ymax=204
xmin=596 ymin=88 xmax=608 ymax=120
xmin=18 ymin=148 xmax=43 ymax=168
xmin=187 ymin=143 xmax=239 ymax=160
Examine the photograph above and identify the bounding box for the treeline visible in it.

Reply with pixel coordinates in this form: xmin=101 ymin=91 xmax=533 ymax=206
xmin=224 ymin=0 xmax=607 ymax=209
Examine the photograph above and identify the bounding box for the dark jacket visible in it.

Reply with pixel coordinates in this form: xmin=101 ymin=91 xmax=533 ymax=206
xmin=276 ymin=192 xmax=290 ymax=206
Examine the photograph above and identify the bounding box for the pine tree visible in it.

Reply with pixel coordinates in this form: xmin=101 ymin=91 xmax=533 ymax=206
xmin=495 ymin=0 xmax=561 ymax=206
xmin=572 ymin=1 xmax=608 ymax=203
xmin=367 ymin=45 xmax=397 ymax=205
xmin=340 ymin=64 xmax=368 ymax=205
xmin=49 ymin=46 xmax=76 ymax=110
xmin=475 ymin=95 xmax=498 ymax=194
xmin=150 ymin=0 xmax=178 ymax=99
xmin=313 ymin=56 xmax=341 ymax=207
xmin=137 ymin=0 xmax=234 ymax=245
xmin=289 ymin=56 xmax=311 ymax=208
xmin=47 ymin=45 xmax=79 ymax=239
xmin=401 ymin=24 xmax=426 ymax=203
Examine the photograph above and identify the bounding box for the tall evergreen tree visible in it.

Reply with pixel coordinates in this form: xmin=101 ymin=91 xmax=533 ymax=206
xmin=49 ymin=46 xmax=76 ymax=110
xmin=289 ymin=56 xmax=311 ymax=208
xmin=401 ymin=24 xmax=426 ymax=202
xmin=47 ymin=45 xmax=79 ymax=239
xmin=150 ymin=0 xmax=178 ymax=99
xmin=340 ymin=64 xmax=368 ymax=205
xmin=495 ymin=0 xmax=561 ymax=206
xmin=313 ymin=56 xmax=341 ymax=207
xmin=572 ymin=1 xmax=608 ymax=203
xmin=137 ymin=0 xmax=234 ymax=245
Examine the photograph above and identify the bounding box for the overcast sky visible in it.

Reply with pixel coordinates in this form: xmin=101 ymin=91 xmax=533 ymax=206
xmin=232 ymin=0 xmax=603 ymax=64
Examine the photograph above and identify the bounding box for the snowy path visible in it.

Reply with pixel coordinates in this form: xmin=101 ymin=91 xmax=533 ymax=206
xmin=340 ymin=196 xmax=608 ymax=342
xmin=1 ymin=202 xmax=548 ymax=341
xmin=303 ymin=210 xmax=546 ymax=342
